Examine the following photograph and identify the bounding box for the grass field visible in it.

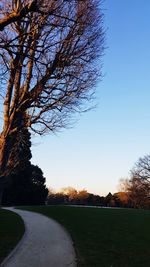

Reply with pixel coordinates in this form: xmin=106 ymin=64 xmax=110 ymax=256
xmin=0 ymin=208 xmax=25 ymax=264
xmin=20 ymin=206 xmax=150 ymax=267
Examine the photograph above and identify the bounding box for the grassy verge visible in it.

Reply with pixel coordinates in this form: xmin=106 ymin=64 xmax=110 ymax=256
xmin=0 ymin=208 xmax=25 ymax=264
xmin=19 ymin=206 xmax=150 ymax=267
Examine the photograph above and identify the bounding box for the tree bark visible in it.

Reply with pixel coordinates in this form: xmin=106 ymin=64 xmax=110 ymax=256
xmin=0 ymin=176 xmax=8 ymax=206
xmin=0 ymin=185 xmax=3 ymax=206
xmin=0 ymin=137 xmax=10 ymax=206
xmin=0 ymin=135 xmax=11 ymax=174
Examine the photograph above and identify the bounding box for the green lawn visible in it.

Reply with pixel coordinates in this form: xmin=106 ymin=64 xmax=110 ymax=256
xmin=19 ymin=206 xmax=150 ymax=267
xmin=0 ymin=208 xmax=25 ymax=264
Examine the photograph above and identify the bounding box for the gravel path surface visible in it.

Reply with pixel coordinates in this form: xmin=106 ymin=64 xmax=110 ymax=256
xmin=1 ymin=208 xmax=76 ymax=267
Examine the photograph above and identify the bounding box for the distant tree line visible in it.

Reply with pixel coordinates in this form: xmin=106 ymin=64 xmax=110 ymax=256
xmin=2 ymin=151 xmax=150 ymax=209
xmin=47 ymin=155 xmax=150 ymax=210
xmin=47 ymin=187 xmax=130 ymax=208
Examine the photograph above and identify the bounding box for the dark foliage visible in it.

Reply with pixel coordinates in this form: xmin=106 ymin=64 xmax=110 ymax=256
xmin=2 ymin=164 xmax=48 ymax=206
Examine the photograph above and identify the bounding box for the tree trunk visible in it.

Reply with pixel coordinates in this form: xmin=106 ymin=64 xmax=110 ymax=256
xmin=0 ymin=135 xmax=11 ymax=175
xmin=0 ymin=134 xmax=14 ymax=203
xmin=0 ymin=177 xmax=7 ymax=206
xmin=0 ymin=136 xmax=7 ymax=206
xmin=0 ymin=185 xmax=3 ymax=206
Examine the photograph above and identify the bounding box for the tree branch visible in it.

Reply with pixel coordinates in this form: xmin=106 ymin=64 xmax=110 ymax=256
xmin=0 ymin=1 xmax=38 ymax=31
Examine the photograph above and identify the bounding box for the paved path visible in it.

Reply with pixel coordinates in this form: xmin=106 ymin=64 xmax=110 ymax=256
xmin=1 ymin=208 xmax=76 ymax=267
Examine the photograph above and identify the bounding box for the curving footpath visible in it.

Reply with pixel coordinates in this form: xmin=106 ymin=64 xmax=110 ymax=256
xmin=1 ymin=208 xmax=76 ymax=267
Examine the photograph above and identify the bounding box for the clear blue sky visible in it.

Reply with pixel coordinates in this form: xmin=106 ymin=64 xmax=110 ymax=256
xmin=31 ymin=0 xmax=150 ymax=196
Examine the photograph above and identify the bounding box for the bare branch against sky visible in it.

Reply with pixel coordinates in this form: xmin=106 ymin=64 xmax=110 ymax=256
xmin=0 ymin=0 xmax=104 ymax=183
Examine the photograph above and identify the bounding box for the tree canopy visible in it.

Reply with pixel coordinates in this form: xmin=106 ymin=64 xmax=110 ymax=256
xmin=0 ymin=0 xmax=104 ymax=181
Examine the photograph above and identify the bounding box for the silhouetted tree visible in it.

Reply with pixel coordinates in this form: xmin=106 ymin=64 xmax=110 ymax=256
xmin=0 ymin=125 xmax=32 ymax=204
xmin=128 ymin=155 xmax=150 ymax=209
xmin=0 ymin=0 xmax=105 ymax=195
xmin=131 ymin=155 xmax=150 ymax=181
xmin=118 ymin=156 xmax=150 ymax=209
xmin=128 ymin=176 xmax=150 ymax=209
xmin=2 ymin=164 xmax=48 ymax=205
xmin=104 ymin=192 xmax=113 ymax=207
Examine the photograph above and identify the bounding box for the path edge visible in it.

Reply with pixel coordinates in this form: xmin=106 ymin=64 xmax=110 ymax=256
xmin=16 ymin=207 xmax=77 ymax=267
xmin=0 ymin=208 xmax=27 ymax=267
xmin=1 ymin=207 xmax=77 ymax=267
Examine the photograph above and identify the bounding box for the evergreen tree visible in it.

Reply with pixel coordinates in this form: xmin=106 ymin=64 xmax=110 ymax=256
xmin=2 ymin=164 xmax=48 ymax=205
xmin=2 ymin=125 xmax=48 ymax=205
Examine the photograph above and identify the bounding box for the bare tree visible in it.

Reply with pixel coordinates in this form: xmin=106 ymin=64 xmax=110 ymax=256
xmin=131 ymin=155 xmax=150 ymax=182
xmin=128 ymin=155 xmax=150 ymax=209
xmin=0 ymin=0 xmax=104 ymax=200
xmin=118 ymin=177 xmax=130 ymax=192
xmin=127 ymin=175 xmax=150 ymax=209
